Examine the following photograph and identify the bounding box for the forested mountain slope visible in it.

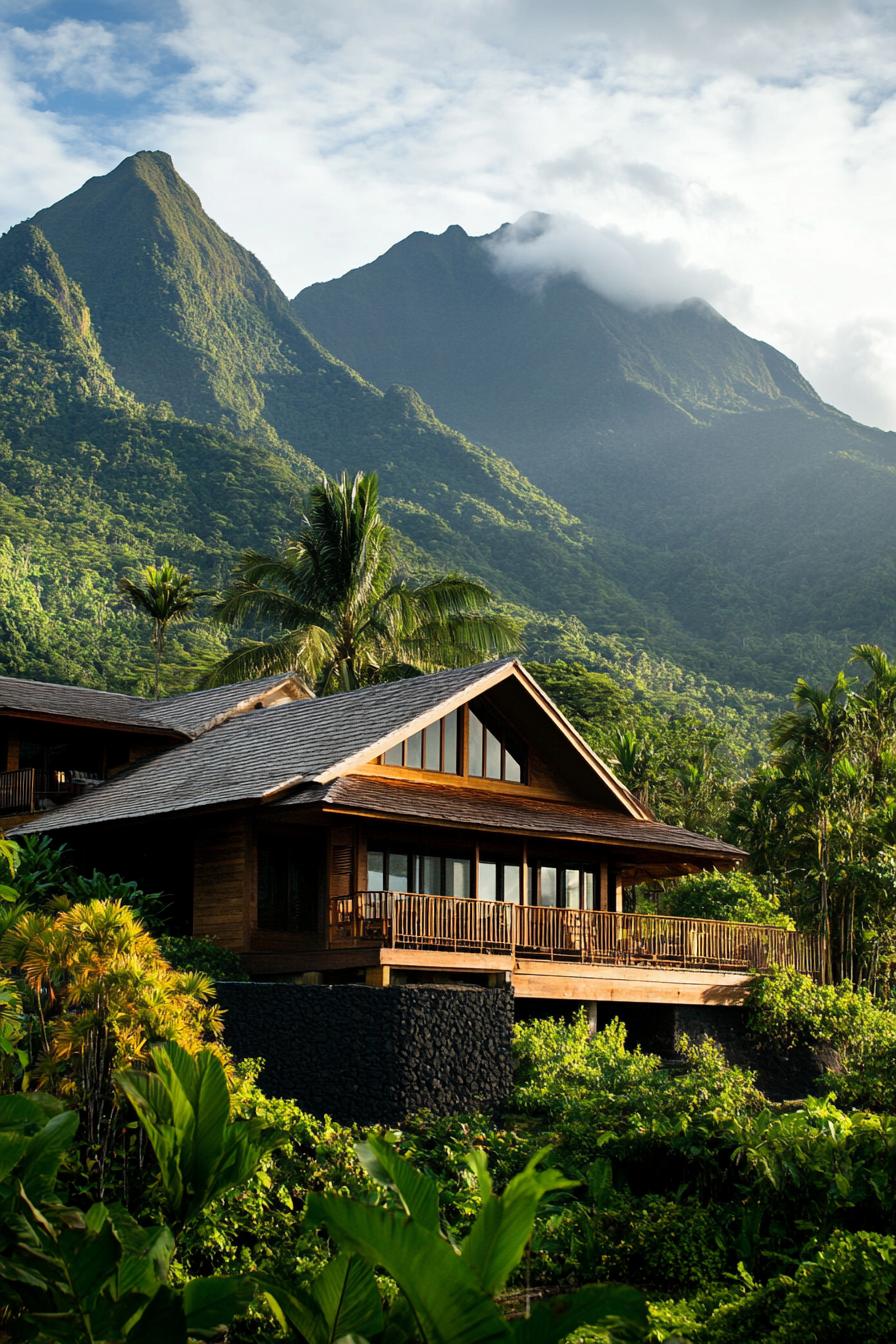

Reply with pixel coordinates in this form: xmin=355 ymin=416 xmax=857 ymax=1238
xmin=2 ymin=153 xmax=724 ymax=699
xmin=294 ymin=217 xmax=896 ymax=689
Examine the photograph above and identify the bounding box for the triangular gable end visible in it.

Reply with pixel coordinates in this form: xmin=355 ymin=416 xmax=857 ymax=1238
xmin=308 ymin=660 xmax=650 ymax=820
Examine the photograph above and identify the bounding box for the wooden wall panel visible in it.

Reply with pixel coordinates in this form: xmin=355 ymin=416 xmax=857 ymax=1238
xmin=328 ymin=825 xmax=355 ymax=899
xmin=193 ymin=816 xmax=252 ymax=951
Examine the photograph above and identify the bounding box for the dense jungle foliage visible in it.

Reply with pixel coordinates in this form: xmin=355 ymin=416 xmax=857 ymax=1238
xmin=3 ymin=825 xmax=896 ymax=1343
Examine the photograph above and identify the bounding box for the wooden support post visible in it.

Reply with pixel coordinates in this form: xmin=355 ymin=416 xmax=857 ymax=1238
xmin=299 ymin=971 xmax=322 ymax=985
xmin=599 ymin=863 xmax=609 ymax=912
xmin=365 ymin=965 xmax=391 ymax=987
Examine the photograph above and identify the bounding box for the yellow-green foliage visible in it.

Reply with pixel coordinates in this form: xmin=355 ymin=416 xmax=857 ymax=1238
xmin=0 ymin=899 xmax=224 ymax=1105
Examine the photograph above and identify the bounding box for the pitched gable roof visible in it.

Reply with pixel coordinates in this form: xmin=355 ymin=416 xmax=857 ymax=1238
xmin=136 ymin=673 xmax=309 ymax=738
xmin=0 ymin=671 xmax=308 ymax=739
xmin=11 ymin=658 xmax=646 ymax=835
xmin=0 ymin=677 xmax=153 ymax=731
xmin=10 ymin=661 xmax=518 ymax=833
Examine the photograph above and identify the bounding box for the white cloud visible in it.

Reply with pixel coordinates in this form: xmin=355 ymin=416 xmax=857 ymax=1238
xmin=9 ymin=19 xmax=156 ymax=95
xmin=486 ymin=212 xmax=740 ymax=311
xmin=0 ymin=0 xmax=895 ymax=427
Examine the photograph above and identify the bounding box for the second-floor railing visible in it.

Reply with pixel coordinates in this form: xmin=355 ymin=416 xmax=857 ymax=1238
xmin=0 ymin=768 xmax=38 ymax=815
xmin=328 ymin=890 xmax=825 ymax=977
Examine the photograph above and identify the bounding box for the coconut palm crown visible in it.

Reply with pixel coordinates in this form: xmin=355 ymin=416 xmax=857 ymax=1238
xmin=208 ymin=471 xmax=518 ymax=693
xmin=120 ymin=560 xmax=208 ymax=699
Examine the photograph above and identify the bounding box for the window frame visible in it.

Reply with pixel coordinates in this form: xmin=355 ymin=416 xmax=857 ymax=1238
xmin=380 ymin=709 xmax=461 ymax=774
xmin=530 ymin=861 xmax=599 ymax=911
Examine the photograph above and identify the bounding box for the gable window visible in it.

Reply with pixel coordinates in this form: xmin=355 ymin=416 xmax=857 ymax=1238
xmin=381 ymin=710 xmax=460 ymax=774
xmin=378 ymin=704 xmax=526 ymax=783
xmin=467 ymin=709 xmax=525 ymax=783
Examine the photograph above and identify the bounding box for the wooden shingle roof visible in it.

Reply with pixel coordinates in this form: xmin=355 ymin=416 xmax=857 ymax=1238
xmin=284 ymin=775 xmax=745 ymax=864
xmin=0 ymin=672 xmax=304 ymax=739
xmin=10 ymin=661 xmax=521 ymax=834
xmin=0 ymin=677 xmax=152 ymax=730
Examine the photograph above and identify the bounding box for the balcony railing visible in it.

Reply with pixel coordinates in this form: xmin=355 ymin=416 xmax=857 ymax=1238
xmin=0 ymin=768 xmax=102 ymax=817
xmin=328 ymin=890 xmax=825 ymax=977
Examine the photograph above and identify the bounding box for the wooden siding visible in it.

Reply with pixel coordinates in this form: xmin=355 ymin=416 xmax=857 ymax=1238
xmin=193 ymin=816 xmax=254 ymax=951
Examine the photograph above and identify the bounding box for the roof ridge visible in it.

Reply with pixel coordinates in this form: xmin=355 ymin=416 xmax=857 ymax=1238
xmin=0 ymin=673 xmax=147 ymax=703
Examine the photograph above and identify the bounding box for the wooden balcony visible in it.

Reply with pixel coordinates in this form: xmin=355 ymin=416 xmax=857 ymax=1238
xmin=0 ymin=768 xmax=101 ymax=817
xmin=328 ymin=890 xmax=824 ymax=979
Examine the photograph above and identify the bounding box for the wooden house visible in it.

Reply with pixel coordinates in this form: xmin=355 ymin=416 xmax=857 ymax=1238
xmin=7 ymin=659 xmax=823 ymax=1005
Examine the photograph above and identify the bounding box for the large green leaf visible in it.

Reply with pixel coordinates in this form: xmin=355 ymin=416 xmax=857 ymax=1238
xmin=116 ymin=1042 xmax=278 ymax=1223
xmin=261 ymin=1281 xmax=325 ymax=1341
xmin=0 ymin=1130 xmax=30 ymax=1183
xmin=182 ymin=1274 xmax=256 ymax=1335
xmin=125 ymin=1285 xmax=188 ymax=1344
xmin=106 ymin=1204 xmax=175 ymax=1298
xmin=263 ymin=1255 xmax=384 ymax=1344
xmin=307 ymin=1192 xmax=511 ymax=1344
xmin=510 ymin=1285 xmax=648 ymax=1344
xmin=312 ymin=1253 xmax=384 ymax=1343
xmin=58 ymin=1211 xmax=121 ymax=1303
xmin=460 ymin=1148 xmax=577 ymax=1297
xmin=356 ymin=1135 xmax=441 ymax=1232
xmin=16 ymin=1109 xmax=79 ymax=1202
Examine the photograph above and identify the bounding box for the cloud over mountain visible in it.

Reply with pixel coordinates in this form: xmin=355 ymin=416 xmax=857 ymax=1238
xmin=485 ymin=213 xmax=738 ymax=312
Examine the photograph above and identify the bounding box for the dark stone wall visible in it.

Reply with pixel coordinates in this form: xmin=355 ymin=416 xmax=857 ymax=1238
xmin=216 ymin=982 xmax=514 ymax=1124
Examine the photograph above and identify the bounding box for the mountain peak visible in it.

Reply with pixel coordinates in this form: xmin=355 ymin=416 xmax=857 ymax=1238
xmin=28 ymin=149 xmax=291 ymax=422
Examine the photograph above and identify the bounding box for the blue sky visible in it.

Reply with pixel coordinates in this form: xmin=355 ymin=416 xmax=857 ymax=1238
xmin=2 ymin=0 xmax=895 ymax=428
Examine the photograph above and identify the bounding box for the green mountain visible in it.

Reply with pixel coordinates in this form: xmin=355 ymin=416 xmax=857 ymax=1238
xmin=3 ymin=153 xmax=727 ymax=702
xmin=25 ymin=153 xmax=698 ymax=646
xmin=293 ymin=217 xmax=896 ymax=689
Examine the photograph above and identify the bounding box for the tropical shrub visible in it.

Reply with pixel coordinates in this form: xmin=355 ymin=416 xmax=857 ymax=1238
xmin=0 ymin=898 xmax=224 ymax=1191
xmin=747 ymin=967 xmax=896 ymax=1109
xmin=657 ymin=870 xmax=793 ymax=928
xmin=0 ymin=973 xmax=27 ymax=1088
xmin=599 ymin=1195 xmax=730 ymax=1293
xmin=265 ymin=1134 xmax=648 ymax=1344
xmin=513 ymin=1014 xmax=760 ymax=1189
xmin=0 ymin=1046 xmax=267 ymax=1344
xmin=175 ymin=1063 xmax=371 ymax=1316
xmin=692 ymin=1230 xmax=896 ymax=1343
xmin=158 ymin=933 xmax=249 ymax=981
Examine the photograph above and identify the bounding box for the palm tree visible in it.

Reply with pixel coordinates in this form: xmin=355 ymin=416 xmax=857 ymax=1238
xmin=851 ymin=644 xmax=896 ymax=777
xmin=120 ymin=561 xmax=208 ymax=699
xmin=208 ymin=471 xmax=518 ymax=693
xmin=771 ymin=672 xmax=856 ymax=982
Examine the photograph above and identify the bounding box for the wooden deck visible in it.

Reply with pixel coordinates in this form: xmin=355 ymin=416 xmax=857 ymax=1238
xmin=326 ymin=891 xmax=823 ymax=1004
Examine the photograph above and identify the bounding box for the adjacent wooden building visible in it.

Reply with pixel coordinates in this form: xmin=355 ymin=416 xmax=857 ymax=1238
xmin=7 ymin=659 xmax=823 ymax=1006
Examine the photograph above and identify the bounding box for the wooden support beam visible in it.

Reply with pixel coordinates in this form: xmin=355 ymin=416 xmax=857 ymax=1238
xmin=365 ymin=965 xmax=391 ymax=987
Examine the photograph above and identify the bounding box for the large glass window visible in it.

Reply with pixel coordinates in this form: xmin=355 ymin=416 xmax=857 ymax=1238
xmin=258 ymin=838 xmax=319 ymax=932
xmin=531 ymin=862 xmax=598 ymax=910
xmin=479 ymin=857 xmax=522 ymax=903
xmin=367 ymin=848 xmax=470 ymax=898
